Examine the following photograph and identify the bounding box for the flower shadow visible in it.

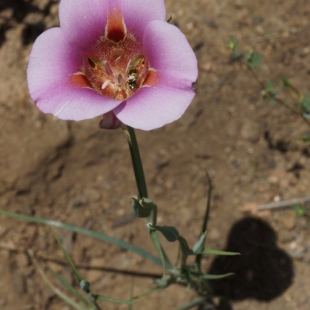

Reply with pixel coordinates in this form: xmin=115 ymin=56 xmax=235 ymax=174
xmin=208 ymin=217 xmax=294 ymax=310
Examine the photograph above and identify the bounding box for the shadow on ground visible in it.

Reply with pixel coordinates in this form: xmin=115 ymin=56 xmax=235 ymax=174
xmin=0 ymin=0 xmax=54 ymax=47
xmin=208 ymin=217 xmax=294 ymax=310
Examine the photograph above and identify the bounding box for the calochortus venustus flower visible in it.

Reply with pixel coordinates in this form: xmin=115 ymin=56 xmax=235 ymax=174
xmin=27 ymin=0 xmax=198 ymax=130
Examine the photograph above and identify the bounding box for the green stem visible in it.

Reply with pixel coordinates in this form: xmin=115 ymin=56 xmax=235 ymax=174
xmin=195 ymin=173 xmax=212 ymax=270
xmin=126 ymin=126 xmax=148 ymax=198
xmin=125 ymin=126 xmax=172 ymax=270
xmin=286 ymin=82 xmax=303 ymax=102
xmin=173 ymin=297 xmax=207 ymax=310
xmin=274 ymin=98 xmax=310 ymax=127
xmin=152 ymin=204 xmax=157 ymax=227
xmin=243 ymin=60 xmax=310 ymax=128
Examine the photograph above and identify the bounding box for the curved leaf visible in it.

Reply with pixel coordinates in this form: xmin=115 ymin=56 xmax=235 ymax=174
xmin=0 ymin=210 xmax=162 ymax=266
xmin=155 ymin=226 xmax=179 ymax=242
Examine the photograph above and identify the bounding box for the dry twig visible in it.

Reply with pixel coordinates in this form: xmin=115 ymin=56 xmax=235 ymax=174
xmin=256 ymin=196 xmax=310 ymax=211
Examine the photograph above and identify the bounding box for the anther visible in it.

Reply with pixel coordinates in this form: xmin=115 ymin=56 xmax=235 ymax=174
xmin=104 ymin=61 xmax=113 ymax=76
xmin=117 ymin=74 xmax=123 ymax=85
xmin=115 ymin=56 xmax=122 ymax=68
xmin=101 ymin=80 xmax=111 ymax=90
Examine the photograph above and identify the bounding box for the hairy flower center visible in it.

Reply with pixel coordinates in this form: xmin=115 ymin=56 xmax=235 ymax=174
xmin=81 ymin=35 xmax=149 ymax=100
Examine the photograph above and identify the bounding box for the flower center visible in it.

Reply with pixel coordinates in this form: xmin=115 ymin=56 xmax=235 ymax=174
xmin=81 ymin=34 xmax=149 ymax=100
xmin=70 ymin=7 xmax=158 ymax=100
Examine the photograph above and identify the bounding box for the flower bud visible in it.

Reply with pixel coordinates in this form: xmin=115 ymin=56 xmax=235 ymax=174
xmin=131 ymin=197 xmax=155 ymax=218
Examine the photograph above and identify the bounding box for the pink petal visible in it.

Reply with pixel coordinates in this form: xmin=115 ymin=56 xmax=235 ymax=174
xmin=59 ymin=0 xmax=109 ymax=52
xmin=143 ymin=20 xmax=198 ymax=83
xmin=113 ymin=20 xmax=198 ymax=130
xmin=27 ymin=28 xmax=120 ymax=121
xmin=116 ymin=0 xmax=166 ymax=40
xmin=113 ymin=80 xmax=196 ymax=130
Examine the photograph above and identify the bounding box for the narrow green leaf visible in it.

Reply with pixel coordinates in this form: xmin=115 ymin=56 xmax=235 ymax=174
xmin=178 ymin=236 xmax=191 ymax=266
xmin=46 ymin=265 xmax=88 ymax=306
xmin=133 ymin=286 xmax=163 ymax=299
xmin=173 ymin=297 xmax=206 ymax=310
xmin=36 ymin=260 xmax=87 ymax=310
xmin=95 ymin=294 xmax=133 ymax=304
xmin=196 ymin=173 xmax=212 ymax=269
xmin=52 ymin=290 xmax=87 ymax=310
xmin=128 ymin=281 xmax=134 ymax=310
xmin=178 ymin=236 xmax=190 ymax=256
xmin=155 ymin=226 xmax=179 ymax=242
xmin=200 ymin=273 xmax=234 ymax=280
xmin=53 ymin=233 xmax=83 ymax=283
xmin=200 ymin=173 xmax=212 ymax=235
xmin=0 ymin=210 xmax=162 ymax=266
xmin=192 ymin=232 xmax=207 ymax=254
xmin=302 ymin=95 xmax=310 ymax=111
xmin=150 ymin=229 xmax=166 ymax=272
xmin=198 ymin=248 xmax=240 ymax=256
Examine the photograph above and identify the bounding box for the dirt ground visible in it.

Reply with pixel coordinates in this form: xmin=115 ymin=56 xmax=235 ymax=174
xmin=0 ymin=0 xmax=310 ymax=309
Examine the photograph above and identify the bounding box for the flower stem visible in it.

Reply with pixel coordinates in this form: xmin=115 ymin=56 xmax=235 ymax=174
xmin=124 ymin=126 xmax=172 ymax=271
xmin=172 ymin=297 xmax=207 ymax=310
xmin=195 ymin=173 xmax=212 ymax=271
xmin=242 ymin=60 xmax=310 ymax=128
xmin=126 ymin=126 xmax=148 ymax=199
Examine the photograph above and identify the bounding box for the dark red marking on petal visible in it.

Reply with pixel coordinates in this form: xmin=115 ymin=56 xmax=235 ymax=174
xmin=142 ymin=70 xmax=158 ymax=87
xmin=106 ymin=7 xmax=126 ymax=43
xmin=70 ymin=73 xmax=92 ymax=89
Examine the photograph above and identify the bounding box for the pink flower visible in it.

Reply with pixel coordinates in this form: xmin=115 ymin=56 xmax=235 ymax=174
xmin=27 ymin=0 xmax=198 ymax=130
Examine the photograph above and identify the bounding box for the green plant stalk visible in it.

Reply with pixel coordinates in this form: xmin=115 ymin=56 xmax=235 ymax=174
xmin=46 ymin=265 xmax=88 ymax=306
xmin=0 ymin=210 xmax=162 ymax=266
xmin=172 ymin=297 xmax=207 ymax=310
xmin=128 ymin=280 xmax=134 ymax=310
xmin=195 ymin=174 xmax=212 ymax=270
xmin=194 ymin=175 xmax=227 ymax=298
xmin=151 ymin=204 xmax=157 ymax=227
xmin=125 ymin=126 xmax=171 ymax=270
xmin=28 ymin=250 xmax=87 ymax=310
xmin=126 ymin=126 xmax=148 ymax=199
xmin=54 ymin=232 xmax=83 ymax=283
xmin=286 ymin=81 xmax=303 ymax=102
xmin=243 ymin=60 xmax=310 ymax=127
xmin=274 ymin=97 xmax=310 ymax=127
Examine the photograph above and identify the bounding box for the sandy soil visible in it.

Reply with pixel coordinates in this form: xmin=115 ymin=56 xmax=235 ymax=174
xmin=0 ymin=0 xmax=310 ymax=309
